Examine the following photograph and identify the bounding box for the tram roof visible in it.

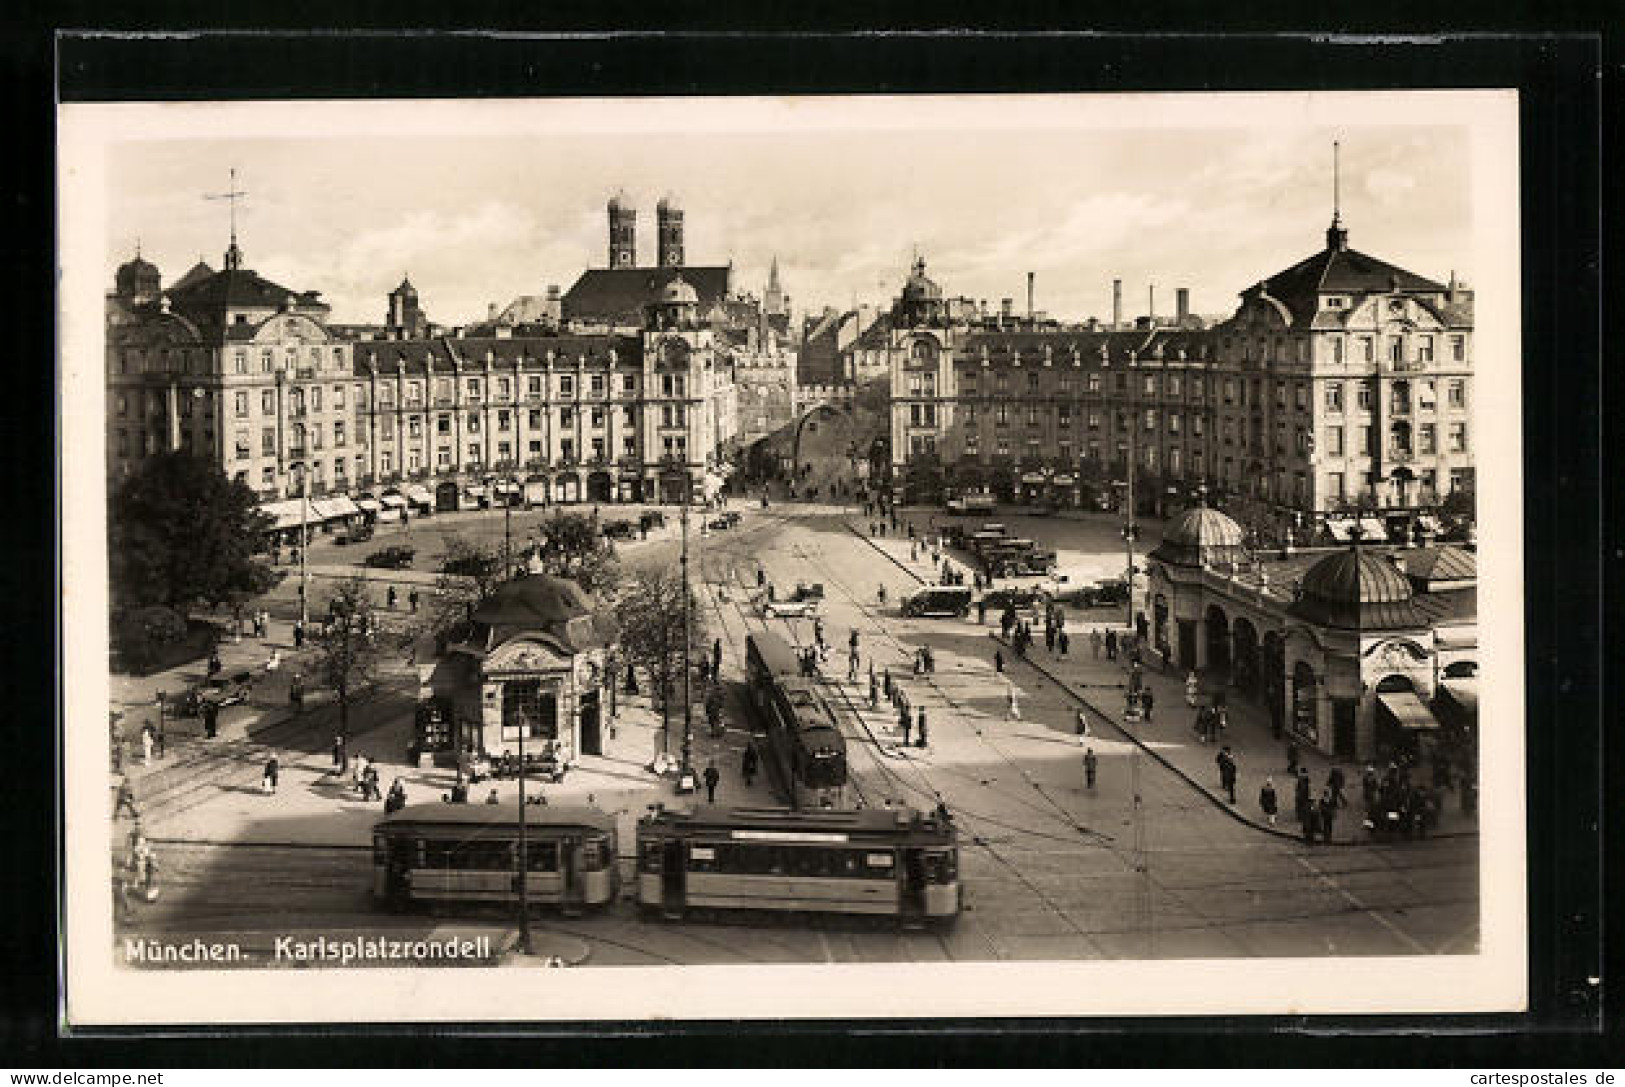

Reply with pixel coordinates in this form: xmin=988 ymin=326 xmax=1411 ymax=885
xmin=378 ymin=802 xmax=616 ymax=832
xmin=746 ymin=629 xmax=800 ymax=675
xmin=641 ymin=804 xmax=952 ymax=839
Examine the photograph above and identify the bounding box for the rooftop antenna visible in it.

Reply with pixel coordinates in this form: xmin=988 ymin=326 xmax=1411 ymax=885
xmin=205 ymin=167 xmax=248 ymax=269
xmin=1333 ymin=140 xmax=1341 ymax=225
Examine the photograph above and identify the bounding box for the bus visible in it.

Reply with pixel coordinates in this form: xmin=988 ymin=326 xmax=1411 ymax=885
xmin=635 ymin=804 xmax=961 ymax=926
xmin=372 ymin=803 xmax=618 ymax=914
xmin=744 ymin=632 xmax=849 ymax=809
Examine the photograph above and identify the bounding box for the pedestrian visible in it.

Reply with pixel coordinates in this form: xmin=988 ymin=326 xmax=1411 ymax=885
xmin=140 ymin=723 xmax=154 ymax=765
xmin=1083 ymin=747 xmax=1098 ymax=790
xmin=207 ymin=649 xmax=222 ymax=678
xmin=1058 ymin=630 xmax=1069 ymax=657
xmin=702 ymin=761 xmax=721 ymax=804
xmin=385 ymin=777 xmax=407 ymax=814
xmin=387 ymin=585 xmax=398 ymax=610
xmin=1362 ymin=763 xmax=1380 ymax=809
xmin=409 ymin=589 xmax=420 ymax=613
xmin=485 ymin=788 xmax=501 ymax=805
xmin=1006 ymin=682 xmax=1021 ymax=721
xmin=882 ymin=668 xmax=893 ymax=698
xmin=916 ymin=706 xmax=928 ymax=748
xmin=364 ymin=763 xmax=382 ymax=801
xmin=1318 ymin=788 xmax=1337 ymax=842
xmin=1105 ymin=629 xmax=1118 ymax=660
xmin=113 ymin=776 xmax=140 ymax=820
xmin=847 ymin=650 xmax=860 ymax=681
xmin=1000 ymin=609 xmax=1015 ymax=639
xmin=742 ymin=744 xmax=759 ymax=787
xmin=1294 ymin=769 xmax=1313 ymax=826
xmin=265 ymin=647 xmax=281 ymax=674
xmin=756 ymin=567 xmax=766 ymax=588
xmin=1302 ymin=798 xmax=1319 ymax=844
xmin=1141 ymin=687 xmax=1154 ymax=722
xmin=332 ymin=733 xmax=345 ymax=770
xmin=1185 ymin=671 xmax=1199 ymax=707
xmin=1286 ymin=741 xmax=1299 ymax=776
xmin=293 ymin=619 xmax=305 ymax=650
xmin=1328 ymin=765 xmax=1347 ymax=808
xmin=202 ymin=700 xmax=219 ymax=739
xmin=289 ymin=673 xmax=305 ymax=714
xmin=977 ymin=598 xmax=988 ymax=624
xmin=900 ymin=706 xmax=912 ymax=746
xmin=1075 ymin=707 xmax=1089 ymax=740
xmin=1259 ymin=777 xmax=1279 ymax=826
xmin=922 ymin=646 xmax=935 ymax=674
xmin=1218 ymin=746 xmax=1237 ymax=803
xmin=261 ymin=754 xmax=280 ymax=795
xmin=994 ymin=649 xmax=1004 ymax=674
xmin=712 ymin=638 xmax=722 ymax=679
xmin=1044 ymin=626 xmax=1056 ymax=653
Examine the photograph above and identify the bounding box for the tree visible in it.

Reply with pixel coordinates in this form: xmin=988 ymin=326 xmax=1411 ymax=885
xmin=537 ymin=511 xmax=619 ymax=593
xmin=309 ymin=577 xmax=382 ymax=743
xmin=109 ymin=452 xmax=274 ymax=613
xmin=419 ymin=533 xmax=506 ymax=646
xmin=610 ymin=561 xmax=709 ymax=755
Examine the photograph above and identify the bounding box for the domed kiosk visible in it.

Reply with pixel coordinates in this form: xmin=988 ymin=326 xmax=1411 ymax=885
xmin=424 ymin=574 xmax=618 ymax=766
xmin=1288 ymin=545 xmax=1424 ymax=631
xmin=1149 ymin=498 xmax=1249 ymax=570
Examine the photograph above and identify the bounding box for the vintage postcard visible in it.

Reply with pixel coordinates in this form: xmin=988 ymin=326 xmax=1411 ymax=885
xmin=59 ymin=90 xmax=1525 ymax=1024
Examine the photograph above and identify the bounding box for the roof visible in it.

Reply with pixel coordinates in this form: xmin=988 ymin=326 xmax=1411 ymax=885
xmin=1289 ymin=546 xmax=1425 ymax=631
xmin=561 ymin=265 xmax=731 ymax=325
xmin=380 ymin=802 xmax=616 ymax=831
xmin=351 ymin=333 xmax=637 ymax=372
xmin=468 ymin=573 xmax=615 ymax=652
xmin=1150 ymin=504 xmax=1248 ymax=568
xmin=166 ymin=265 xmax=322 ymax=315
xmin=1249 ymin=240 xmax=1446 ymax=326
xmin=1405 ymin=545 xmax=1477 ymax=583
xmin=169 ymin=260 xmax=215 ymax=291
xmin=958 ymin=326 xmax=1211 ymax=367
xmin=640 ymin=804 xmax=952 ymax=838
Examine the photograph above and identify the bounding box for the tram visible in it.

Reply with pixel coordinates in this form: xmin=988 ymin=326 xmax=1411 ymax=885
xmin=744 ymin=631 xmax=849 ymax=809
xmin=372 ymin=803 xmax=618 ymax=914
xmin=635 ymin=804 xmax=962 ymax=926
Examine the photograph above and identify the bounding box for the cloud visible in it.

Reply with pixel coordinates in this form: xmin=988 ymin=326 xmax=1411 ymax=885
xmin=1363 ymin=166 xmax=1418 ymax=205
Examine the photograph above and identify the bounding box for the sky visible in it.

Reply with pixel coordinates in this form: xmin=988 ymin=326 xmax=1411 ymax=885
xmin=104 ymin=106 xmax=1475 ymax=328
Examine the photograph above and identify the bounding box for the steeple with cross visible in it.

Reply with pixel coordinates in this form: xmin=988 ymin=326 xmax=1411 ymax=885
xmin=205 ymin=167 xmax=248 ymax=270
xmin=1326 ymin=140 xmax=1349 ymax=252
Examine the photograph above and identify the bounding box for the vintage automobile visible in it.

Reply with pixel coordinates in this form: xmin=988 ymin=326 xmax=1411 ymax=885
xmin=333 ymin=522 xmax=375 ymax=546
xmin=601 ymin=519 xmax=639 ymax=540
xmin=761 ymin=583 xmax=823 ymax=619
xmin=638 ymin=511 xmax=667 ymax=531
xmin=364 ymin=545 xmax=416 ymax=569
xmin=178 ymin=670 xmax=254 ymax=717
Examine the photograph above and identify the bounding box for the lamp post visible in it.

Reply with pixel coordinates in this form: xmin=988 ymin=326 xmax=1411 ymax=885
xmin=1123 ymin=356 xmax=1140 ymax=631
xmin=679 ymin=467 xmax=695 ymax=780
xmin=290 ymin=460 xmax=310 ymax=628
xmin=516 ymin=705 xmax=532 ymax=955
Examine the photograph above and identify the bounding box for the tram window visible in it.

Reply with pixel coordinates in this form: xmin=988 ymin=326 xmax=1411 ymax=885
xmin=583 ymin=837 xmax=613 ymax=871
xmin=639 ymin=840 xmax=663 ymax=872
xmin=523 ymin=841 xmax=559 ymax=872
xmin=866 ymin=852 xmax=895 ymax=872
xmin=687 ymin=845 xmax=718 ymax=872
xmin=372 ymin=835 xmax=387 ymax=865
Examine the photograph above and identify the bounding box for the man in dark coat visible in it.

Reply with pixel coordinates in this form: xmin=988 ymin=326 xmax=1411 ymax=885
xmin=900 ymin=707 xmax=912 ymax=746
xmin=1328 ymin=765 xmax=1347 ymax=809
xmin=994 ymin=649 xmax=1004 ymax=674
xmin=1318 ymin=789 xmax=1338 ymax=842
xmin=1105 ymin=629 xmax=1118 ymax=660
xmin=1217 ymin=746 xmax=1238 ymax=803
xmin=1294 ymin=769 xmax=1313 ymax=827
xmin=742 ymin=745 xmax=759 ymax=787
xmin=1141 ymin=687 xmax=1155 ymax=723
xmin=202 ymin=700 xmax=219 ymax=740
xmin=1083 ymin=748 xmax=1098 ymax=790
xmin=702 ymin=762 xmax=721 ymax=804
xmin=915 ymin=707 xmax=928 ymax=749
xmin=1258 ymin=777 xmax=1279 ymax=826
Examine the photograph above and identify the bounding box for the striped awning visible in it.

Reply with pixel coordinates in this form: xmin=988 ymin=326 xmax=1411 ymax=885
xmin=355 ymin=498 xmax=382 ymax=513
xmin=379 ymin=494 xmax=407 ymax=509
xmin=257 ymin=500 xmax=313 ymax=531
xmin=1021 ymin=472 xmax=1047 ymax=484
xmin=1324 ymin=518 xmax=1355 ymax=542
xmin=312 ymin=497 xmax=361 ymax=521
xmin=1358 ymin=517 xmax=1390 ymax=541
xmin=405 ymin=485 xmax=434 ymax=504
xmin=465 ymin=485 xmax=487 ymax=498
xmin=1377 ymin=690 xmax=1441 ymax=731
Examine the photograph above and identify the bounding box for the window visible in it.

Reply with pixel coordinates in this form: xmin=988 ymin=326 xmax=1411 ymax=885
xmin=311 ymin=423 xmax=324 ymax=450
xmin=1168 ymin=411 xmax=1180 ymax=435
xmin=1359 ymin=425 xmax=1374 ymax=455
xmin=311 ymin=386 xmax=322 ymax=412
xmin=261 ymin=349 xmax=274 ymax=373
xmin=622 ymin=373 xmax=636 ymax=394
xmin=1086 ymin=373 xmax=1100 ymax=393
xmin=498 ymin=410 xmax=511 ymax=432
xmin=1419 ymin=423 xmax=1436 ymax=454
xmin=1168 ymin=375 xmax=1181 ymax=396
xmin=1275 ymin=383 xmax=1287 ymax=409
xmin=560 ymin=375 xmax=575 ymax=397
xmin=560 ymin=438 xmax=575 ymax=461
xmin=1325 ymin=383 xmax=1344 ymax=412
xmin=1087 ymin=411 xmax=1101 ymax=431
xmin=1391 ymin=384 xmax=1412 ymax=414
xmin=409 ymin=417 xmax=422 ymax=438
xmin=290 ymin=422 xmax=306 ymax=453
xmin=591 ymin=437 xmax=606 ymax=460
xmin=1057 ymin=405 xmax=1071 ymax=427
xmin=1451 ymin=336 xmax=1466 ymax=361
xmin=1418 ymin=336 xmax=1434 ymax=363
xmin=1360 ymin=336 xmax=1374 ymax=363
xmin=622 ymin=435 xmax=636 ymax=456
xmin=466 ymin=442 xmax=481 ymax=463
xmin=995 ymin=438 xmax=1011 ymax=457
xmin=1389 ymin=421 xmax=1412 ymax=454
xmin=1326 ymin=426 xmax=1344 ymax=456
xmin=1143 ymin=409 xmax=1156 ymax=432
xmin=234 ymin=429 xmax=250 ymax=460
xmin=1389 ymin=337 xmax=1404 ymax=364
xmin=1447 ymin=422 xmax=1467 ymax=452
xmin=1295 ymin=384 xmax=1308 ymax=411
xmin=1142 ymin=375 xmax=1157 ymax=396
xmin=234 ymin=391 xmax=249 ymax=417
xmin=994 ymin=374 xmax=1009 ymax=394
xmin=334 ymin=385 xmax=345 ymax=409
xmin=994 ymin=405 xmax=1009 ymax=426
xmin=334 ymin=421 xmax=346 ymax=447
xmin=1356 ymin=381 xmax=1373 ymax=411
xmin=1028 ymin=373 xmax=1041 ymax=393
xmin=497 ymin=377 xmax=511 ymax=399
xmin=1332 ymin=338 xmax=1345 ymax=365
xmin=435 ymin=415 xmax=450 ymax=436
xmin=261 ymin=428 xmax=275 ymax=455
xmin=528 ymin=376 xmax=543 ymax=396
xmin=1447 ymin=380 xmax=1466 ymax=409
xmin=1192 ymin=415 xmax=1204 ymax=437
xmin=381 ymin=416 xmax=394 ymax=441
xmin=964 ymin=405 xmax=978 ymax=425
xmin=1026 ymin=406 xmax=1039 ymax=427
xmin=590 ymin=374 xmax=605 ymax=397
xmin=234 ymin=350 xmax=248 ymax=374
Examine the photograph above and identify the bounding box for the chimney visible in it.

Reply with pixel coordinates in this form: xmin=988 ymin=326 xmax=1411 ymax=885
xmin=1026 ymin=272 xmax=1035 ymax=320
xmin=1112 ymin=279 xmax=1122 ymax=330
xmin=1176 ymin=288 xmax=1190 ymax=325
xmin=488 ymin=302 xmax=498 ymax=322
xmin=1148 ymin=284 xmax=1156 ymax=327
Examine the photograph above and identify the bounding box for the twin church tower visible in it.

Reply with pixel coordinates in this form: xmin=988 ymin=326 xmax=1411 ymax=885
xmin=607 ymin=192 xmax=683 ymax=270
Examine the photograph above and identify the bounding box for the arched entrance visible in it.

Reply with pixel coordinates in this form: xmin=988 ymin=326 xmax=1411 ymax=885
xmin=1290 ymin=661 xmax=1319 ymax=746
xmin=1231 ymin=617 xmax=1260 ymax=698
xmin=1204 ymin=604 xmax=1230 ymax=677
xmin=555 ymin=475 xmax=580 ymax=504
xmin=1261 ymin=632 xmax=1285 ymax=738
xmin=660 ymin=472 xmax=688 ymax=505
xmin=1373 ymin=673 xmax=1422 ymax=764
xmin=989 ymin=465 xmax=1016 ymax=504
xmin=586 ymin=471 xmax=613 ymax=503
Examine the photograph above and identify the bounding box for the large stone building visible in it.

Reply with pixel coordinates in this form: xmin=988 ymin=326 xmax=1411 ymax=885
xmin=107 ymin=230 xmax=739 ymax=508
xmin=884 ymin=213 xmax=1476 ymax=536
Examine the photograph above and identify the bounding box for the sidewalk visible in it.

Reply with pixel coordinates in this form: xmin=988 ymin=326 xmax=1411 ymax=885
xmin=844 ymin=514 xmax=1478 ymax=846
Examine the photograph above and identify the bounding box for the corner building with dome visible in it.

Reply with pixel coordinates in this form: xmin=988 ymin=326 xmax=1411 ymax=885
xmin=1146 ymin=497 xmax=1478 ymax=765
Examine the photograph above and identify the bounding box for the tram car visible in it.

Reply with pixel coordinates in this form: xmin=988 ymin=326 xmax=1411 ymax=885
xmin=372 ymin=803 xmax=618 ymax=914
xmin=635 ymin=804 xmax=962 ymax=926
xmin=745 ymin=631 xmax=849 ymax=808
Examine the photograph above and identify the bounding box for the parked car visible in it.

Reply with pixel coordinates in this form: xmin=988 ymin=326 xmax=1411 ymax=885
xmin=639 ymin=511 xmax=666 ymax=531
xmin=1079 ymin=577 xmax=1131 ymax=607
xmin=981 ymin=586 xmax=1043 ymax=616
xmin=762 ymin=596 xmax=820 ymax=619
xmin=178 ymin=670 xmax=254 ymax=717
xmin=901 ymin=585 xmax=973 ymax=618
xmin=365 ymin=545 xmax=416 ymax=569
xmin=707 ymin=515 xmax=734 ymax=530
xmin=602 ymin=519 xmax=639 ymax=540
xmin=721 ymin=510 xmax=742 ymax=527
xmin=334 ymin=522 xmax=375 ymax=546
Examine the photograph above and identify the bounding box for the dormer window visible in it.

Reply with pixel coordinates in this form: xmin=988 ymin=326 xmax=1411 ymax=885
xmin=1325 ymin=297 xmax=1346 ymax=309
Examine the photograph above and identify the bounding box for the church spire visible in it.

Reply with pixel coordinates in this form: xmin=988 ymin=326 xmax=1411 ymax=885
xmin=206 ymin=167 xmax=248 ymax=270
xmin=1326 ymin=140 xmax=1349 ymax=252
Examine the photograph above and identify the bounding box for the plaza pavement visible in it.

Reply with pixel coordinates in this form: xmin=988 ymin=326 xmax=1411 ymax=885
xmin=843 ymin=508 xmax=1479 ymax=846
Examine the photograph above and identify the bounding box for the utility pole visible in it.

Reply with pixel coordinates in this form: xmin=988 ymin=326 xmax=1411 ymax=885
xmin=516 ymin=701 xmax=531 ymax=955
xmin=1124 ymin=356 xmax=1139 ymax=630
xmin=680 ymin=471 xmax=694 ymax=781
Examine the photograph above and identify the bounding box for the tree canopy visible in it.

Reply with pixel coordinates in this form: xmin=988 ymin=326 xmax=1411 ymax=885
xmin=536 ymin=511 xmax=619 ymax=593
xmin=309 ymin=577 xmax=383 ymax=740
xmin=610 ymin=561 xmax=708 ymax=722
xmin=109 ymin=452 xmax=274 ymax=612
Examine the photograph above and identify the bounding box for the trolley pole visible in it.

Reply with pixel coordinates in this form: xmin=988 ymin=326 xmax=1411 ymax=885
xmin=516 ymin=719 xmax=531 ymax=954
xmin=680 ymin=474 xmax=694 ymax=778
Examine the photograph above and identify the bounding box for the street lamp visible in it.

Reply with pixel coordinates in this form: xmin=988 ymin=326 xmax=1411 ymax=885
xmin=289 ymin=459 xmax=311 ymax=628
xmin=516 ymin=704 xmax=532 ymax=956
xmin=1123 ymin=355 xmax=1140 ymax=631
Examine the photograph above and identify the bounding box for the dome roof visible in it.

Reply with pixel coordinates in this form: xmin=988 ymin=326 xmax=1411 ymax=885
xmin=468 ymin=573 xmax=613 ymax=652
xmin=901 ymin=257 xmax=942 ymax=300
xmin=1289 ymin=546 xmax=1423 ymax=630
xmin=659 ymin=275 xmax=699 ymax=305
xmin=1151 ymin=504 xmax=1248 ymax=567
xmin=118 ymin=254 xmax=159 ymax=278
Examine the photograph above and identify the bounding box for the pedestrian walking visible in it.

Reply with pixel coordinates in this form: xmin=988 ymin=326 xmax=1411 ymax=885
xmin=1217 ymin=746 xmax=1238 ymax=803
xmin=387 ymin=585 xmax=398 ymax=610
xmin=207 ymin=649 xmax=222 ymax=678
xmin=922 ymin=646 xmax=935 ymax=674
xmin=847 ymin=650 xmax=860 ymax=681
xmin=202 ymin=700 xmax=219 ymax=739
xmin=977 ymin=598 xmax=988 ymax=624
xmin=289 ymin=673 xmax=305 ymax=714
xmin=1302 ymin=799 xmax=1319 ymax=844
xmin=1185 ymin=671 xmax=1199 ymax=707
xmin=712 ymin=638 xmax=722 ymax=680
xmin=332 ymin=733 xmax=345 ymax=771
xmin=994 ymin=649 xmax=1004 ymax=674
xmin=140 ymin=723 xmax=154 ymax=765
xmin=409 ymin=589 xmax=420 ymax=613
xmin=1083 ymin=747 xmax=1098 ymax=790
xmin=1000 ymin=609 xmax=1015 ymax=639
xmin=742 ymin=744 xmax=759 ymax=787
xmin=1006 ymin=682 xmax=1021 ymax=721
xmin=261 ymin=754 xmax=280 ymax=794
xmin=113 ymin=776 xmax=140 ymax=820
xmin=1141 ymin=687 xmax=1155 ymax=722
xmin=1285 ymin=741 xmax=1299 ymax=776
xmin=703 ymin=762 xmax=720 ymax=804
xmin=1259 ymin=777 xmax=1279 ymax=826
xmin=293 ymin=620 xmax=305 ymax=649
xmin=1075 ymin=707 xmax=1090 ymax=742
xmin=1362 ymin=763 xmax=1380 ymax=809
xmin=1105 ymin=629 xmax=1118 ymax=660
xmin=265 ymin=647 xmax=281 ymax=674
xmin=756 ymin=567 xmax=766 ymax=588
xmin=1328 ymin=766 xmax=1347 ymax=809
xmin=364 ymin=763 xmax=382 ymax=801
xmin=1044 ymin=626 xmax=1056 ymax=653
xmin=1058 ymin=630 xmax=1069 ymax=657
xmin=386 ymin=778 xmax=407 ymax=814
xmin=1318 ymin=789 xmax=1338 ymax=842
xmin=868 ymin=672 xmax=879 ymax=709
xmin=916 ymin=706 xmax=928 ymax=748
xmin=900 ymin=707 xmax=912 ymax=746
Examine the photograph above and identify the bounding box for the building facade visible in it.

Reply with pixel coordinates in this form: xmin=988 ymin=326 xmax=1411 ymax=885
xmin=885 ymin=217 xmax=1475 ymax=533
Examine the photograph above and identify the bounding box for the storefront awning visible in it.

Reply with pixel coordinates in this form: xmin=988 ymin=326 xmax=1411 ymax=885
xmin=1438 ymin=679 xmax=1478 ymax=716
xmin=1324 ymin=518 xmax=1355 ymax=542
xmin=1377 ymin=690 xmax=1441 ymax=730
xmin=1418 ymin=514 xmax=1443 ymax=533
xmin=405 ymin=485 xmax=434 ymax=504
xmin=465 ymin=485 xmax=488 ymax=498
xmin=1052 ymin=474 xmax=1075 ymax=485
xmin=379 ymin=494 xmax=407 ymax=509
xmin=1021 ymin=472 xmax=1047 ymax=484
xmin=256 ymin=500 xmax=313 ymax=531
xmin=312 ymin=497 xmax=361 ymax=521
xmin=494 ymin=481 xmax=520 ymax=495
xmin=1358 ymin=517 xmax=1389 ymax=541
xmin=355 ymin=498 xmax=382 ymax=512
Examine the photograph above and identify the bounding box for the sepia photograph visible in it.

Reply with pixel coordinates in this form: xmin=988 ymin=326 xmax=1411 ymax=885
xmin=58 ymin=90 xmax=1526 ymax=1024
